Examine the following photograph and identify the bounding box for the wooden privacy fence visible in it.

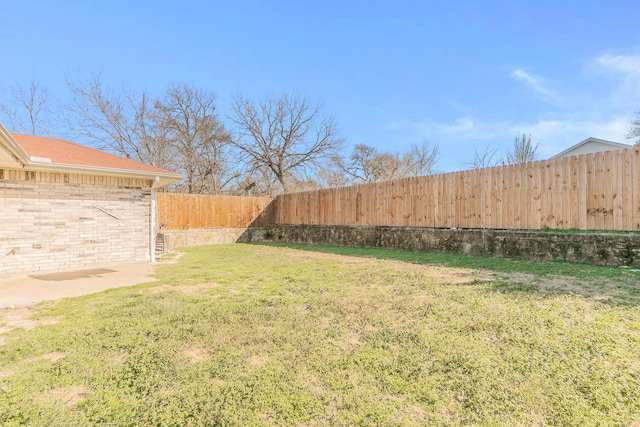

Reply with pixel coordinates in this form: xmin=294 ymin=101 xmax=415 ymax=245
xmin=156 ymin=148 xmax=640 ymax=232
xmin=157 ymin=193 xmax=274 ymax=229
xmin=273 ymin=147 xmax=640 ymax=231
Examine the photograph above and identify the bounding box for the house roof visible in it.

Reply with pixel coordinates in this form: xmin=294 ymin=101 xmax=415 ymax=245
xmin=550 ymin=137 xmax=633 ymax=159
xmin=0 ymin=123 xmax=182 ymax=187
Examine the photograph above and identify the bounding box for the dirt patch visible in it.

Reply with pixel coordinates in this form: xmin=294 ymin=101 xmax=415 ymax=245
xmin=247 ymin=354 xmax=268 ymax=366
xmin=146 ymin=282 xmax=221 ymax=295
xmin=183 ymin=346 xmax=210 ymax=364
xmin=24 ymin=352 xmax=67 ymax=364
xmin=158 ymin=251 xmax=186 ymax=264
xmin=0 ymin=307 xmax=60 ymax=346
xmin=0 ymin=307 xmax=37 ymax=325
xmin=0 ymin=367 xmax=16 ymax=380
xmin=107 ymin=352 xmax=129 ymax=367
xmin=342 ymin=332 xmax=363 ymax=348
xmin=209 ymin=378 xmax=227 ymax=387
xmin=47 ymin=385 xmax=88 ymax=407
xmin=425 ymin=266 xmax=495 ymax=285
xmin=270 ymin=248 xmax=395 ymax=269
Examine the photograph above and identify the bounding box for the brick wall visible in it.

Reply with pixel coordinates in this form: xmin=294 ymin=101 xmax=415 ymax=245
xmin=0 ymin=169 xmax=153 ymax=277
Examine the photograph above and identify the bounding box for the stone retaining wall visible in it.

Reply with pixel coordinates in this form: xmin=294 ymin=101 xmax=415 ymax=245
xmin=261 ymin=225 xmax=640 ymax=267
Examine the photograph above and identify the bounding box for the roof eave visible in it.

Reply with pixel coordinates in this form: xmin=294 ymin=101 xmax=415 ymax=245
xmin=0 ymin=123 xmax=31 ymax=166
xmin=24 ymin=161 xmax=184 ymax=188
xmin=551 ymin=137 xmax=632 ymax=159
xmin=0 ymin=123 xmax=183 ymax=187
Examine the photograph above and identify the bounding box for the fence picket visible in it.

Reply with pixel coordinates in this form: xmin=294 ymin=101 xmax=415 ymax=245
xmin=159 ymin=148 xmax=639 ymax=232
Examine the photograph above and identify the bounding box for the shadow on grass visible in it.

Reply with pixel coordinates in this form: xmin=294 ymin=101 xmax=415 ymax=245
xmin=248 ymin=242 xmax=640 ymax=306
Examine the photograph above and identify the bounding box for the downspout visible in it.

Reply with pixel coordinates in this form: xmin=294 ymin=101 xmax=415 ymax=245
xmin=150 ymin=177 xmax=159 ymax=263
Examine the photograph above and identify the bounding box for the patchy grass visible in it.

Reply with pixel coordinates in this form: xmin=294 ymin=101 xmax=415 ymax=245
xmin=261 ymin=242 xmax=640 ymax=304
xmin=1 ymin=244 xmax=639 ymax=426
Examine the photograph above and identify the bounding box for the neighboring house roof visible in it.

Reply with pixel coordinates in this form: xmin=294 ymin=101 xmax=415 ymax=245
xmin=550 ymin=137 xmax=633 ymax=159
xmin=0 ymin=122 xmax=182 ymax=187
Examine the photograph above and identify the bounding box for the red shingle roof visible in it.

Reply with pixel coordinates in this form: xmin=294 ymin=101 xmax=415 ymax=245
xmin=11 ymin=133 xmax=179 ymax=177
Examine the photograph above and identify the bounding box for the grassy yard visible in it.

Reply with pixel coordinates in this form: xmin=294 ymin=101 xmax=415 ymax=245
xmin=1 ymin=244 xmax=639 ymax=426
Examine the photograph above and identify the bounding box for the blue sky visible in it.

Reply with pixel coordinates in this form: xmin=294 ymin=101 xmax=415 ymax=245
xmin=1 ymin=0 xmax=639 ymax=171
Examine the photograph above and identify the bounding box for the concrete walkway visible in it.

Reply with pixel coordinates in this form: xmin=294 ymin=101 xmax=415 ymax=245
xmin=0 ymin=263 xmax=157 ymax=308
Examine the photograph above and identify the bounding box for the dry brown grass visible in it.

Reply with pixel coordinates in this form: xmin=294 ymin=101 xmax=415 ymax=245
xmin=46 ymin=385 xmax=88 ymax=407
xmin=183 ymin=345 xmax=210 ymax=364
xmin=0 ymin=307 xmax=59 ymax=346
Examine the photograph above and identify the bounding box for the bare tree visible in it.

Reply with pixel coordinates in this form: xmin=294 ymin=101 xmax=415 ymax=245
xmin=229 ymin=93 xmax=343 ymax=193
xmin=317 ymin=156 xmax=353 ymax=188
xmin=330 ymin=142 xmax=438 ymax=185
xmin=507 ymin=133 xmax=538 ymax=164
xmin=154 ymin=84 xmax=234 ymax=194
xmin=336 ymin=144 xmax=386 ymax=183
xmin=64 ymin=74 xmax=168 ymax=166
xmin=627 ymin=111 xmax=640 ymax=146
xmin=401 ymin=141 xmax=439 ymax=176
xmin=228 ymin=165 xmax=282 ymax=196
xmin=0 ymin=78 xmax=52 ymax=135
xmin=65 ymin=75 xmax=239 ymax=194
xmin=333 ymin=144 xmax=402 ymax=183
xmin=466 ymin=144 xmax=500 ymax=170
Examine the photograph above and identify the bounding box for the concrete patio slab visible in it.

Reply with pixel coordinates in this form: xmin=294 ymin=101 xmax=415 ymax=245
xmin=0 ymin=263 xmax=157 ymax=308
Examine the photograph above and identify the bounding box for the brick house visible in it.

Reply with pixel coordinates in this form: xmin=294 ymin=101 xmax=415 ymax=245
xmin=0 ymin=123 xmax=182 ymax=277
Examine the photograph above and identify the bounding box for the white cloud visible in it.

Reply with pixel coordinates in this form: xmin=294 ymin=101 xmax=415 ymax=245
xmin=407 ymin=114 xmax=631 ymax=170
xmin=593 ymin=52 xmax=640 ymax=109
xmin=510 ymin=68 xmax=559 ymax=102
xmin=523 ymin=115 xmax=631 ymax=158
xmin=597 ymin=53 xmax=640 ymax=74
xmin=385 ymin=53 xmax=637 ymax=172
xmin=436 ymin=117 xmax=487 ymax=138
